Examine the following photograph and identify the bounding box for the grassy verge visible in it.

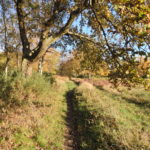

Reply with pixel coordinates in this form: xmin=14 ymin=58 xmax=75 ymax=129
xmin=0 ymin=73 xmax=70 ymax=150
xmin=74 ymin=82 xmax=150 ymax=150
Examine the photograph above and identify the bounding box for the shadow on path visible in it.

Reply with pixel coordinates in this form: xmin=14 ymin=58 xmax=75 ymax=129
xmin=64 ymin=89 xmax=81 ymax=150
xmin=74 ymin=97 xmax=126 ymax=150
xmin=64 ymin=88 xmax=126 ymax=150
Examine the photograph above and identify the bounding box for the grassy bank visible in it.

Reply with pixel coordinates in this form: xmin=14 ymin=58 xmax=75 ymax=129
xmin=0 ymin=73 xmax=70 ymax=150
xmin=74 ymin=82 xmax=150 ymax=150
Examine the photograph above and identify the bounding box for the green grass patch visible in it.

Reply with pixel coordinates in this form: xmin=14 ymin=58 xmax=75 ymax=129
xmin=0 ymin=74 xmax=71 ymax=150
xmin=74 ymin=82 xmax=150 ymax=150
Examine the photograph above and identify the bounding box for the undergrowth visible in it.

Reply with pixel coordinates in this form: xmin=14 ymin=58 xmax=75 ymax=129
xmin=0 ymin=71 xmax=55 ymax=105
xmin=0 ymin=72 xmax=68 ymax=150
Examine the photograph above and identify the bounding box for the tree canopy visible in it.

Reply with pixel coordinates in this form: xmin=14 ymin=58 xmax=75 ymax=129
xmin=0 ymin=0 xmax=149 ymax=85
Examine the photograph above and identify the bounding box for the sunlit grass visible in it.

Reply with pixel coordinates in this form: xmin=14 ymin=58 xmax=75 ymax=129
xmin=74 ymin=82 xmax=150 ymax=150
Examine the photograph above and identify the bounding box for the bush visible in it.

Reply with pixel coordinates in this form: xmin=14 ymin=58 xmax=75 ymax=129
xmin=0 ymin=71 xmax=52 ymax=106
xmin=43 ymin=72 xmax=56 ymax=84
xmin=0 ymin=73 xmax=70 ymax=150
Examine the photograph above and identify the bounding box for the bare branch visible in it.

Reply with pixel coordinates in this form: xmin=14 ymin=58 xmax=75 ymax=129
xmin=67 ymin=31 xmax=98 ymax=44
xmin=55 ymin=8 xmax=81 ymax=37
xmin=91 ymin=8 xmax=112 ymax=52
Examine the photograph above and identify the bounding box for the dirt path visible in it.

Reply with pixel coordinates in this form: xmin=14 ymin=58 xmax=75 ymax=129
xmin=64 ymin=89 xmax=81 ymax=150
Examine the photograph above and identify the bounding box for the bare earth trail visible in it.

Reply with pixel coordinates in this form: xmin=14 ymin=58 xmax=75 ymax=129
xmin=64 ymin=89 xmax=81 ymax=150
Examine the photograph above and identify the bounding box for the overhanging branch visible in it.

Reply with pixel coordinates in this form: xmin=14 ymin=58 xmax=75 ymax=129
xmin=67 ymin=31 xmax=103 ymax=47
xmin=67 ymin=31 xmax=93 ymax=40
xmin=31 ymin=8 xmax=81 ymax=62
xmin=55 ymin=8 xmax=81 ymax=37
xmin=91 ymin=8 xmax=112 ymax=51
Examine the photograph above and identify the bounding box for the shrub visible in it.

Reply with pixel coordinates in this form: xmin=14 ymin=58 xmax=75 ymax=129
xmin=43 ymin=72 xmax=56 ymax=84
xmin=0 ymin=71 xmax=52 ymax=106
xmin=0 ymin=74 xmax=70 ymax=150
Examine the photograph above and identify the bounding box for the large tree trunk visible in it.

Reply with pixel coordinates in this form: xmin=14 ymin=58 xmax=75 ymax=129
xmin=16 ymin=1 xmax=80 ymax=71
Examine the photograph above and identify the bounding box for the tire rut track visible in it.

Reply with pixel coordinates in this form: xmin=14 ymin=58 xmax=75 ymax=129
xmin=64 ymin=89 xmax=81 ymax=150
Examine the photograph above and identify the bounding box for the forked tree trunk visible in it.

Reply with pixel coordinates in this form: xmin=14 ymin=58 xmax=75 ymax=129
xmin=16 ymin=1 xmax=80 ymax=72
